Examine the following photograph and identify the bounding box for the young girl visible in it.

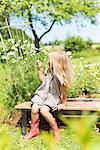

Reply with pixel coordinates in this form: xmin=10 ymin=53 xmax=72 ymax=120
xmin=24 ymin=50 xmax=72 ymax=141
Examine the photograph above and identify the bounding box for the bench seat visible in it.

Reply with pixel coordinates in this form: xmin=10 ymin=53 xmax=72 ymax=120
xmin=15 ymin=99 xmax=100 ymax=111
xmin=15 ymin=98 xmax=100 ymax=135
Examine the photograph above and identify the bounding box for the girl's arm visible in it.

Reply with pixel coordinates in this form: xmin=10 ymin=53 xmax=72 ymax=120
xmin=36 ymin=60 xmax=45 ymax=82
xmin=58 ymin=85 xmax=67 ymax=111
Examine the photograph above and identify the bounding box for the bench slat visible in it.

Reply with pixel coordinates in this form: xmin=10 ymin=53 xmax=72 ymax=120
xmin=15 ymin=102 xmax=31 ymax=110
xmin=15 ymin=101 xmax=100 ymax=111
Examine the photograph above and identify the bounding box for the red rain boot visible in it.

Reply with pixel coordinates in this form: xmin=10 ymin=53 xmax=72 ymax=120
xmin=24 ymin=119 xmax=40 ymax=140
xmin=51 ymin=118 xmax=61 ymax=142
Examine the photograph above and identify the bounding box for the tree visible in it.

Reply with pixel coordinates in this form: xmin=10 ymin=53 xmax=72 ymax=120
xmin=0 ymin=0 xmax=100 ymax=50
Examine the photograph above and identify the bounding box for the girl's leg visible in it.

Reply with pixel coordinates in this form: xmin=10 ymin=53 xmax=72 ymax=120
xmin=31 ymin=104 xmax=39 ymax=122
xmin=40 ymin=105 xmax=60 ymax=141
xmin=24 ymin=104 xmax=40 ymax=139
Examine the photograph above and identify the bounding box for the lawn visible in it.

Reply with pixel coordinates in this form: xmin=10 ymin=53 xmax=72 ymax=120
xmin=0 ymin=124 xmax=81 ymax=150
xmin=0 ymin=116 xmax=100 ymax=150
xmin=71 ymin=56 xmax=100 ymax=67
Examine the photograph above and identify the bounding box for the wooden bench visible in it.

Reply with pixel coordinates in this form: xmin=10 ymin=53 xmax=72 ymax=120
xmin=15 ymin=98 xmax=100 ymax=135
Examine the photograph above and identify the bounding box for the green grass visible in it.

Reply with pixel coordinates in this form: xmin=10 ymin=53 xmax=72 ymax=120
xmin=71 ymin=56 xmax=100 ymax=66
xmin=0 ymin=64 xmax=11 ymax=104
xmin=0 ymin=121 xmax=100 ymax=150
xmin=71 ymin=48 xmax=100 ymax=65
xmin=72 ymin=48 xmax=100 ymax=58
xmin=0 ymin=124 xmax=81 ymax=150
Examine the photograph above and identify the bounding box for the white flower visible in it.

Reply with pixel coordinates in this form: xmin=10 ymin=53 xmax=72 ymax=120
xmin=14 ymin=48 xmax=18 ymax=52
xmin=19 ymin=56 xmax=23 ymax=60
xmin=66 ymin=51 xmax=72 ymax=56
xmin=20 ymin=45 xmax=24 ymax=49
xmin=23 ymin=52 xmax=27 ymax=54
xmin=80 ymin=66 xmax=84 ymax=71
xmin=31 ymin=44 xmax=35 ymax=49
xmin=11 ymin=39 xmax=15 ymax=44
xmin=30 ymin=49 xmax=34 ymax=53
xmin=3 ymin=48 xmax=9 ymax=52
xmin=26 ymin=43 xmax=31 ymax=47
xmin=27 ymin=93 xmax=31 ymax=96
xmin=18 ymin=40 xmax=21 ymax=43
xmin=11 ymin=59 xmax=17 ymax=63
xmin=7 ymin=51 xmax=15 ymax=56
xmin=8 ymin=39 xmax=11 ymax=42
xmin=23 ymin=40 xmax=28 ymax=44
xmin=72 ymin=65 xmax=76 ymax=69
xmin=1 ymin=55 xmax=7 ymax=60
xmin=70 ymin=55 xmax=73 ymax=58
xmin=80 ymin=57 xmax=84 ymax=60
xmin=32 ymin=50 xmax=36 ymax=55
xmin=15 ymin=43 xmax=19 ymax=47
xmin=41 ymin=49 xmax=46 ymax=53
xmin=84 ymin=64 xmax=89 ymax=68
xmin=11 ymin=46 xmax=15 ymax=50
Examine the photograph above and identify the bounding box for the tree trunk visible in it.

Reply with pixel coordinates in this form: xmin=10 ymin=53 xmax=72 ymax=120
xmin=28 ymin=11 xmax=56 ymax=51
xmin=28 ymin=12 xmax=40 ymax=50
xmin=34 ymin=38 xmax=40 ymax=50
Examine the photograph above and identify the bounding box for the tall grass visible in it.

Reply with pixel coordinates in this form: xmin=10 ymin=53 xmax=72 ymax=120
xmin=72 ymin=49 xmax=100 ymax=58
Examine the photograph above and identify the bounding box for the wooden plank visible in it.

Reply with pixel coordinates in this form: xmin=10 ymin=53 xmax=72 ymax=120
xmin=62 ymin=115 xmax=100 ymax=118
xmin=15 ymin=102 xmax=31 ymax=110
xmin=15 ymin=100 xmax=100 ymax=111
xmin=67 ymin=98 xmax=100 ymax=101
xmin=63 ymin=101 xmax=100 ymax=111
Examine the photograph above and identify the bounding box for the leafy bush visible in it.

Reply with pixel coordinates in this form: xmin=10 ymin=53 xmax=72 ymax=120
xmin=96 ymin=46 xmax=100 ymax=51
xmin=68 ymin=58 xmax=100 ymax=97
xmin=64 ymin=36 xmax=93 ymax=52
xmin=48 ymin=40 xmax=62 ymax=46
xmin=0 ymin=39 xmax=34 ymax=63
xmin=0 ymin=40 xmax=48 ymax=109
xmin=61 ymin=112 xmax=100 ymax=150
xmin=85 ymin=39 xmax=93 ymax=48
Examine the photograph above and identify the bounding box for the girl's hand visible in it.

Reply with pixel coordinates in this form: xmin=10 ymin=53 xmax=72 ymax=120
xmin=58 ymin=103 xmax=66 ymax=111
xmin=36 ymin=60 xmax=42 ymax=70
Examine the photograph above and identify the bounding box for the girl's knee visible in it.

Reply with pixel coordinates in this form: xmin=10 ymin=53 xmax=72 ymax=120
xmin=31 ymin=104 xmax=39 ymax=114
xmin=40 ymin=105 xmax=50 ymax=116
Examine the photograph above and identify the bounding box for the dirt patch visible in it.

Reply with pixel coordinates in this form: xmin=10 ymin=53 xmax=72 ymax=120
xmin=3 ymin=110 xmax=22 ymax=127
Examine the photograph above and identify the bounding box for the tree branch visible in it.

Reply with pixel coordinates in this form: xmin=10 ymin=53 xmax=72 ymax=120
xmin=39 ymin=19 xmax=56 ymax=41
xmin=28 ymin=16 xmax=39 ymax=40
xmin=28 ymin=11 xmax=40 ymax=49
xmin=27 ymin=9 xmax=39 ymax=41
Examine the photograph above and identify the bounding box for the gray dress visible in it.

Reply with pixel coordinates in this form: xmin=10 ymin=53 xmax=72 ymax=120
xmin=31 ymin=71 xmax=61 ymax=112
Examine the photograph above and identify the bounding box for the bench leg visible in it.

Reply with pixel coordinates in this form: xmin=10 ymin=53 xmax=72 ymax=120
xmin=22 ymin=109 xmax=27 ymax=136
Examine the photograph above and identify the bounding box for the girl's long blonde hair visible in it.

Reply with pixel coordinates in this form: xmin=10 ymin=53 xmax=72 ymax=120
xmin=48 ymin=50 xmax=72 ymax=88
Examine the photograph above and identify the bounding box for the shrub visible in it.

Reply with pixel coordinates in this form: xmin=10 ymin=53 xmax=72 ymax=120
xmin=0 ymin=43 xmax=48 ymax=109
xmin=96 ymin=46 xmax=100 ymax=51
xmin=64 ymin=36 xmax=93 ymax=52
xmin=68 ymin=58 xmax=100 ymax=97
xmin=0 ymin=39 xmax=35 ymax=63
xmin=61 ymin=112 xmax=100 ymax=150
xmin=85 ymin=39 xmax=93 ymax=48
